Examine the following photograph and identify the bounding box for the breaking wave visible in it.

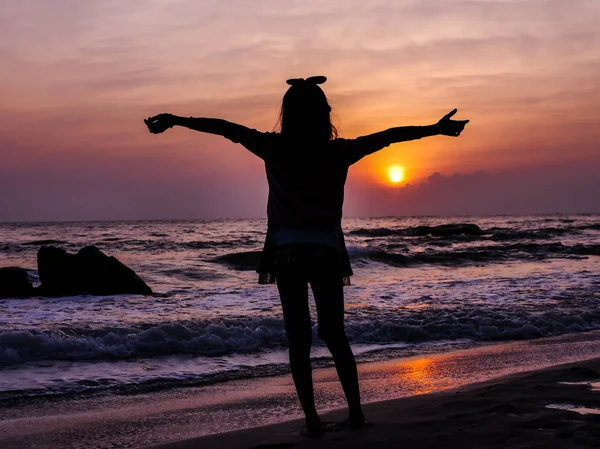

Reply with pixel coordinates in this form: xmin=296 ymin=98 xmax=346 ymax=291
xmin=209 ymin=243 xmax=600 ymax=270
xmin=2 ymin=305 xmax=600 ymax=366
xmin=349 ymin=222 xmax=600 ymax=240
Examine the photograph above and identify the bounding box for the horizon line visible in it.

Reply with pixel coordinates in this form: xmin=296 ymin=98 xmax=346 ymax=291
xmin=1 ymin=212 xmax=599 ymax=226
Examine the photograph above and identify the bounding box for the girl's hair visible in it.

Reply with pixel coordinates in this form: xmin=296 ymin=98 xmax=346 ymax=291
xmin=278 ymin=76 xmax=338 ymax=141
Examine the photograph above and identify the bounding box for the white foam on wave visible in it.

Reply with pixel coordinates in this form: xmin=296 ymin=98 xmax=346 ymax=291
xmin=2 ymin=302 xmax=600 ymax=365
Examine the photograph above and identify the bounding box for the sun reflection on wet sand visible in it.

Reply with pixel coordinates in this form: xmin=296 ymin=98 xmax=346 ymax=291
xmin=393 ymin=357 xmax=438 ymax=394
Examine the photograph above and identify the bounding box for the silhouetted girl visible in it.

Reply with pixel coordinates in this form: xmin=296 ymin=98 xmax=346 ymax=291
xmin=145 ymin=76 xmax=468 ymax=437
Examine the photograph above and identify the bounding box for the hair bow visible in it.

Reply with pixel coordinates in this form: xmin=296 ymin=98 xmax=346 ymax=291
xmin=286 ymin=76 xmax=327 ymax=86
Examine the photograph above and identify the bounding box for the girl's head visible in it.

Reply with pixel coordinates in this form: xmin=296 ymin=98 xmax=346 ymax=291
xmin=279 ymin=76 xmax=337 ymax=141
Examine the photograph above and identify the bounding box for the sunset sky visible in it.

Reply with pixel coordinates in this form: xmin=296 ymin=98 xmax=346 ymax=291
xmin=1 ymin=0 xmax=599 ymax=221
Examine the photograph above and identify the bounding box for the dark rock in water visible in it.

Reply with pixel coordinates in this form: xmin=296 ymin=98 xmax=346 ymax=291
xmin=410 ymin=223 xmax=483 ymax=237
xmin=37 ymin=245 xmax=152 ymax=296
xmin=210 ymin=251 xmax=262 ymax=271
xmin=0 ymin=267 xmax=34 ymax=298
xmin=349 ymin=223 xmax=484 ymax=238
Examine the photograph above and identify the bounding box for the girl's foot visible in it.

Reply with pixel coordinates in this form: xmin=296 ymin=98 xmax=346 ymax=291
xmin=348 ymin=411 xmax=370 ymax=429
xmin=300 ymin=419 xmax=349 ymax=437
xmin=301 ymin=416 xmax=324 ymax=438
xmin=300 ymin=425 xmax=324 ymax=438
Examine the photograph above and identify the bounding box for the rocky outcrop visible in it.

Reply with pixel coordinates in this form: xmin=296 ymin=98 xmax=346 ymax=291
xmin=0 ymin=267 xmax=34 ymax=298
xmin=37 ymin=245 xmax=152 ymax=296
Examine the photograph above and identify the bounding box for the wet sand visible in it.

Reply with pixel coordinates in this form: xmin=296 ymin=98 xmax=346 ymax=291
xmin=150 ymin=357 xmax=600 ymax=449
xmin=2 ymin=332 xmax=600 ymax=448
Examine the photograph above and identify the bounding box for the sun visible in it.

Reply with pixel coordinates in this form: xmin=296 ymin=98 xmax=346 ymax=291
xmin=387 ymin=165 xmax=405 ymax=184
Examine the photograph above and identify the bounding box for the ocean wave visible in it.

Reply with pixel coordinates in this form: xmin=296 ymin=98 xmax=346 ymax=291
xmin=349 ymin=223 xmax=483 ymax=238
xmin=208 ymin=243 xmax=600 ymax=271
xmin=0 ymin=341 xmax=472 ymax=403
xmin=349 ymin=222 xmax=600 ymax=241
xmin=3 ymin=221 xmax=598 ymax=260
xmin=21 ymin=239 xmax=68 ymax=246
xmin=362 ymin=242 xmax=600 ymax=266
xmin=2 ymin=237 xmax=261 ymax=256
xmin=0 ymin=318 xmax=286 ymax=365
xmin=182 ymin=239 xmax=258 ymax=250
xmin=338 ymin=242 xmax=588 ymax=266
xmin=162 ymin=267 xmax=226 ymax=281
xmin=2 ymin=305 xmax=600 ymax=365
xmin=576 ymin=223 xmax=600 ymax=231
xmin=0 ymin=362 xmax=295 ymax=403
xmin=487 ymin=227 xmax=575 ymax=241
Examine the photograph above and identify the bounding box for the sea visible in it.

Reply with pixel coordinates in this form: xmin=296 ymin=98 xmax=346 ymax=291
xmin=1 ymin=215 xmax=599 ymax=404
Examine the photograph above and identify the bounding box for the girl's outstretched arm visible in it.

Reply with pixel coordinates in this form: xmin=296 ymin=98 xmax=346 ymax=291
xmin=345 ymin=109 xmax=469 ymax=165
xmin=144 ymin=114 xmax=273 ymax=159
xmin=144 ymin=114 xmax=248 ymax=138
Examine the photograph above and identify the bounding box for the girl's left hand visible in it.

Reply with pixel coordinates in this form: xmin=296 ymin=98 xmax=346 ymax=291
xmin=436 ymin=109 xmax=469 ymax=137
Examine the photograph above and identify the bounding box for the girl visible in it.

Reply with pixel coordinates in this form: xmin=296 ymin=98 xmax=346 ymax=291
xmin=144 ymin=76 xmax=468 ymax=437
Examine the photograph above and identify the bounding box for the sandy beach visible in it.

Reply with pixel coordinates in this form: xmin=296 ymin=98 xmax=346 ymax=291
xmin=2 ymin=331 xmax=600 ymax=449
xmin=150 ymin=357 xmax=600 ymax=449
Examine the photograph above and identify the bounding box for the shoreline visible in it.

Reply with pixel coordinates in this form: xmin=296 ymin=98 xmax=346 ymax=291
xmin=2 ymin=331 xmax=600 ymax=448
xmin=0 ymin=340 xmax=481 ymax=405
xmin=149 ymin=356 xmax=600 ymax=449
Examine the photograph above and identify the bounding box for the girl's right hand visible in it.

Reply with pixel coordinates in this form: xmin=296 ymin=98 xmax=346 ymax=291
xmin=144 ymin=113 xmax=176 ymax=134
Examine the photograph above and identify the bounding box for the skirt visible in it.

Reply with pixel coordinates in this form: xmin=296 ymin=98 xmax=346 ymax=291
xmin=257 ymin=243 xmax=353 ymax=286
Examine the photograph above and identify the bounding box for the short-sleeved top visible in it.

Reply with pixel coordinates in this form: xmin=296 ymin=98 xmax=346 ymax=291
xmin=227 ymin=129 xmax=393 ymax=232
xmin=225 ymin=127 xmax=395 ymax=281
